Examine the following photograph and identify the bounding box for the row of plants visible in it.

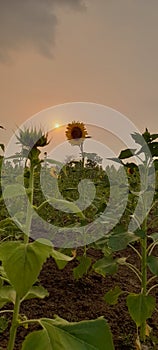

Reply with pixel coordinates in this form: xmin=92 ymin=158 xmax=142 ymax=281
xmin=0 ymin=123 xmax=158 ymax=349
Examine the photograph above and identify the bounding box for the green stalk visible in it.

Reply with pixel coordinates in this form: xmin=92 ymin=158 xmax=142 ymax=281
xmin=140 ymin=218 xmax=147 ymax=342
xmin=24 ymin=165 xmax=34 ymax=244
xmin=7 ymin=294 xmax=20 ymax=350
xmin=80 ymin=142 xmax=84 ymax=168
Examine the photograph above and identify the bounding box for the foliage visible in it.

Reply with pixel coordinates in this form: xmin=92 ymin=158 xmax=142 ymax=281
xmin=0 ymin=126 xmax=114 ymax=350
xmin=98 ymin=129 xmax=158 ymax=348
xmin=0 ymin=126 xmax=158 ymax=349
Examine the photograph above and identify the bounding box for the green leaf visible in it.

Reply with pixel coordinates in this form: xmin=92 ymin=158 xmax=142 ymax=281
xmin=104 ymin=286 xmax=123 ymax=305
xmin=131 ymin=132 xmax=145 ymax=146
xmin=108 ymin=231 xmax=137 ymax=251
xmin=0 ymin=286 xmax=16 ymax=308
xmin=22 ymin=286 xmax=49 ymax=301
xmin=0 ymin=240 xmax=52 ymax=298
xmin=47 ymin=197 xmax=85 ymax=219
xmin=150 ymin=133 xmax=158 ymax=141
xmin=119 ymin=149 xmax=136 ymax=159
xmin=93 ymin=256 xmax=117 ymax=277
xmin=22 ymin=316 xmax=114 ymax=350
xmin=147 ymin=255 xmax=158 ymax=276
xmin=51 ymin=249 xmax=74 ymax=270
xmin=73 ymin=256 xmax=92 ymax=280
xmin=126 ymin=294 xmax=156 ymax=327
xmin=3 ymin=184 xmax=26 ymax=199
xmin=135 ymin=229 xmax=146 ymax=239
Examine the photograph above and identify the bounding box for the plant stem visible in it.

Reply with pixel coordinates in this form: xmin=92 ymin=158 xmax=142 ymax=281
xmin=80 ymin=142 xmax=84 ymax=168
xmin=0 ymin=310 xmax=13 ymax=314
xmin=7 ymin=294 xmax=20 ymax=350
xmin=24 ymin=165 xmax=34 ymax=244
xmin=19 ymin=319 xmax=39 ymax=326
xmin=140 ymin=218 xmax=147 ymax=342
xmin=83 ymin=244 xmax=87 ymax=257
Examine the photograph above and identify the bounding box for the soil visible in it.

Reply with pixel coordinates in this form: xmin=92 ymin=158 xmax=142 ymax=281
xmin=0 ymin=245 xmax=158 ymax=350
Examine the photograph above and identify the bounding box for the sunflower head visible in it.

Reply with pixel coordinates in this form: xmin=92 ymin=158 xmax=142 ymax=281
xmin=127 ymin=167 xmax=134 ymax=175
xmin=65 ymin=121 xmax=89 ymax=146
xmin=16 ymin=127 xmax=49 ymax=149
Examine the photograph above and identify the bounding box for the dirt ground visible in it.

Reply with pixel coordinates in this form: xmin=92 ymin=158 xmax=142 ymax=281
xmin=0 ymin=246 xmax=158 ymax=350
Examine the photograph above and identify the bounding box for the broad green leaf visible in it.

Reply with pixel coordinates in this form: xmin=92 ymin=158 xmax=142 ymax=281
xmin=0 ymin=241 xmax=21 ymax=261
xmin=0 ymin=240 xmax=52 ymax=298
xmin=22 ymin=286 xmax=49 ymax=301
xmin=93 ymin=256 xmax=117 ymax=277
xmin=127 ymin=294 xmax=156 ymax=327
xmin=73 ymin=256 xmax=92 ymax=280
xmin=119 ymin=148 xmax=136 ymax=159
xmin=22 ymin=316 xmax=114 ymax=350
xmin=48 ymin=197 xmax=85 ymax=219
xmin=108 ymin=231 xmax=137 ymax=251
xmin=3 ymin=184 xmax=26 ymax=199
xmin=51 ymin=249 xmax=74 ymax=270
xmin=147 ymin=255 xmax=158 ymax=276
xmin=104 ymin=286 xmax=123 ymax=305
xmin=0 ymin=286 xmax=16 ymax=308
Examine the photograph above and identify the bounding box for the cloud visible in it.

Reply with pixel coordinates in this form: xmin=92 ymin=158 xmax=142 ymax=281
xmin=0 ymin=0 xmax=85 ymax=62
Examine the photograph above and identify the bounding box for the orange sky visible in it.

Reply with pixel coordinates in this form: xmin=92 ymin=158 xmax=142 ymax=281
xmin=0 ymin=0 xmax=158 ymax=149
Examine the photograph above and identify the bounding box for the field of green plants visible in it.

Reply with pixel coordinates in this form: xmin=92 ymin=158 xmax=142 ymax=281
xmin=0 ymin=124 xmax=158 ymax=350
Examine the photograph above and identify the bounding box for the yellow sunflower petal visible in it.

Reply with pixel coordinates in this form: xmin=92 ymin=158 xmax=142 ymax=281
xmin=65 ymin=121 xmax=88 ymax=145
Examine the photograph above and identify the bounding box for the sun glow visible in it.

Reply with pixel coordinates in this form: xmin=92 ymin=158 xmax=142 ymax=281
xmin=54 ymin=123 xmax=60 ymax=128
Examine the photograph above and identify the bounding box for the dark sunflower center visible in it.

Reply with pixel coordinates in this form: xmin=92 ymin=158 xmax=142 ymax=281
xmin=71 ymin=126 xmax=83 ymax=139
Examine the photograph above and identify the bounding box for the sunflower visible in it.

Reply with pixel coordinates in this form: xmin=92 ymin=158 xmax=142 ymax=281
xmin=65 ymin=121 xmax=89 ymax=146
xmin=127 ymin=167 xmax=134 ymax=175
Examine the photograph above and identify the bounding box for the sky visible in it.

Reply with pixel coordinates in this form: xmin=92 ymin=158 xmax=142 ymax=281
xmin=0 ymin=0 xmax=158 ymax=157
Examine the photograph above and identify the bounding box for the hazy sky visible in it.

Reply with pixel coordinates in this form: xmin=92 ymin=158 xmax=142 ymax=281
xmin=0 ymin=0 xmax=158 ymax=148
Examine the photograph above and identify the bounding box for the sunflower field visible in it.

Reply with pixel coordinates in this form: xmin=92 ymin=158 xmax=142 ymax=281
xmin=0 ymin=124 xmax=158 ymax=350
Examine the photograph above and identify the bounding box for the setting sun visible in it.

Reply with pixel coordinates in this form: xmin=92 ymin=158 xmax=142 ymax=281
xmin=54 ymin=123 xmax=60 ymax=128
